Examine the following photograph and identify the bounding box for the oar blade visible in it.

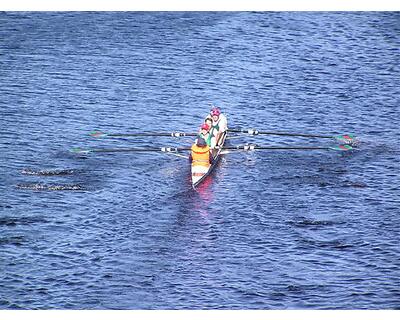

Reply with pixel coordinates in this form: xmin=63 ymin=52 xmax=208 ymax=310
xmin=90 ymin=131 xmax=107 ymax=138
xmin=329 ymin=144 xmax=353 ymax=151
xmin=334 ymin=134 xmax=356 ymax=144
xmin=70 ymin=147 xmax=91 ymax=154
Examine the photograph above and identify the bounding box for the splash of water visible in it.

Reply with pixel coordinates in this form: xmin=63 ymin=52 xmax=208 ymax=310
xmin=16 ymin=183 xmax=84 ymax=191
xmin=21 ymin=168 xmax=77 ymax=176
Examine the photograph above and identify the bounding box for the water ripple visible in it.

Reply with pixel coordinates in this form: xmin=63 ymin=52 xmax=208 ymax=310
xmin=0 ymin=11 xmax=399 ymax=310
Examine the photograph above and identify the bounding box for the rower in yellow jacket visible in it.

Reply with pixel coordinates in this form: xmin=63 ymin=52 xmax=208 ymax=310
xmin=189 ymin=137 xmax=212 ymax=167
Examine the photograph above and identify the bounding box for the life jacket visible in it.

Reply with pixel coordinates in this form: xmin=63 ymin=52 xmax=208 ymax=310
xmin=191 ymin=144 xmax=211 ymax=167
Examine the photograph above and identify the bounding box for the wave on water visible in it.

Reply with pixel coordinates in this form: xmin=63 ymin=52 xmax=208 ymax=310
xmin=0 ymin=236 xmax=25 ymax=246
xmin=16 ymin=183 xmax=85 ymax=191
xmin=289 ymin=217 xmax=341 ymax=228
xmin=0 ymin=216 xmax=48 ymax=226
xmin=21 ymin=168 xmax=77 ymax=176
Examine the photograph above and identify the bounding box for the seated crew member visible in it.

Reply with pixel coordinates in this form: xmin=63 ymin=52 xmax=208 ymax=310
xmin=197 ymin=123 xmax=212 ymax=147
xmin=203 ymin=117 xmax=216 ymax=147
xmin=205 ymin=117 xmax=213 ymax=130
xmin=208 ymin=106 xmax=227 ymax=147
xmin=189 ymin=137 xmax=213 ymax=166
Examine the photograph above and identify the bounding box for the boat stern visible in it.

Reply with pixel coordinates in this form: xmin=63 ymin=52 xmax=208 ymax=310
xmin=191 ymin=164 xmax=211 ymax=188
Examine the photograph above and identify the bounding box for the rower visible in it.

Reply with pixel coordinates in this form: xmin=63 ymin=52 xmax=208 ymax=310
xmin=189 ymin=137 xmax=213 ymax=166
xmin=197 ymin=123 xmax=212 ymax=147
xmin=205 ymin=117 xmax=213 ymax=129
xmin=209 ymin=106 xmax=227 ymax=147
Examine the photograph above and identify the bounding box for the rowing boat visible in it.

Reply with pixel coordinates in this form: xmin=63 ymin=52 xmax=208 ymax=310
xmin=74 ymin=126 xmax=355 ymax=190
xmin=191 ymin=130 xmax=228 ymax=189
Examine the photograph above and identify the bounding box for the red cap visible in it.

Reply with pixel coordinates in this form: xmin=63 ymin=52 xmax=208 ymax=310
xmin=201 ymin=123 xmax=210 ymax=131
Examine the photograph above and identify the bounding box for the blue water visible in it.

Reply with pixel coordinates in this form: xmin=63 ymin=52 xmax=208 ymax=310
xmin=1 ymin=12 xmax=399 ymax=309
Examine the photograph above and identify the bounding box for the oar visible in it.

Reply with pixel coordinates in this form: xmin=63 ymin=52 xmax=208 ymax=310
xmin=217 ymin=144 xmax=353 ymax=151
xmin=228 ymin=128 xmax=355 ymax=143
xmin=71 ymin=146 xmax=192 ymax=154
xmin=90 ymin=131 xmax=197 ymax=138
xmin=71 ymin=144 xmax=352 ymax=154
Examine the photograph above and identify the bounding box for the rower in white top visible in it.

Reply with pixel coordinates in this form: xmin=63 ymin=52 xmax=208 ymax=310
xmin=208 ymin=106 xmax=228 ymax=148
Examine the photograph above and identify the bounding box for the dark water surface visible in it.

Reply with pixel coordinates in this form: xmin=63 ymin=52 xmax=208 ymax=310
xmin=1 ymin=12 xmax=399 ymax=309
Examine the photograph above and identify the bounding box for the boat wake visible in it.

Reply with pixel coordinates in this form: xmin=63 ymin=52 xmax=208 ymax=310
xmin=16 ymin=183 xmax=85 ymax=191
xmin=347 ymin=136 xmax=361 ymax=147
xmin=21 ymin=168 xmax=77 ymax=176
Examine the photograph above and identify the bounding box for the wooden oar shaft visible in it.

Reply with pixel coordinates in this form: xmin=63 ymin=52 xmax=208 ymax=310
xmin=110 ymin=132 xmax=197 ymax=137
xmin=220 ymin=145 xmax=330 ymax=151
xmin=218 ymin=144 xmax=352 ymax=151
xmin=91 ymin=148 xmax=163 ymax=152
xmin=72 ymin=144 xmax=351 ymax=154
xmin=91 ymin=131 xmax=197 ymax=138
xmin=261 ymin=132 xmax=332 ymax=138
xmin=72 ymin=146 xmax=192 ymax=154
xmin=228 ymin=129 xmax=333 ymax=139
xmin=92 ymin=130 xmax=355 ymax=142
